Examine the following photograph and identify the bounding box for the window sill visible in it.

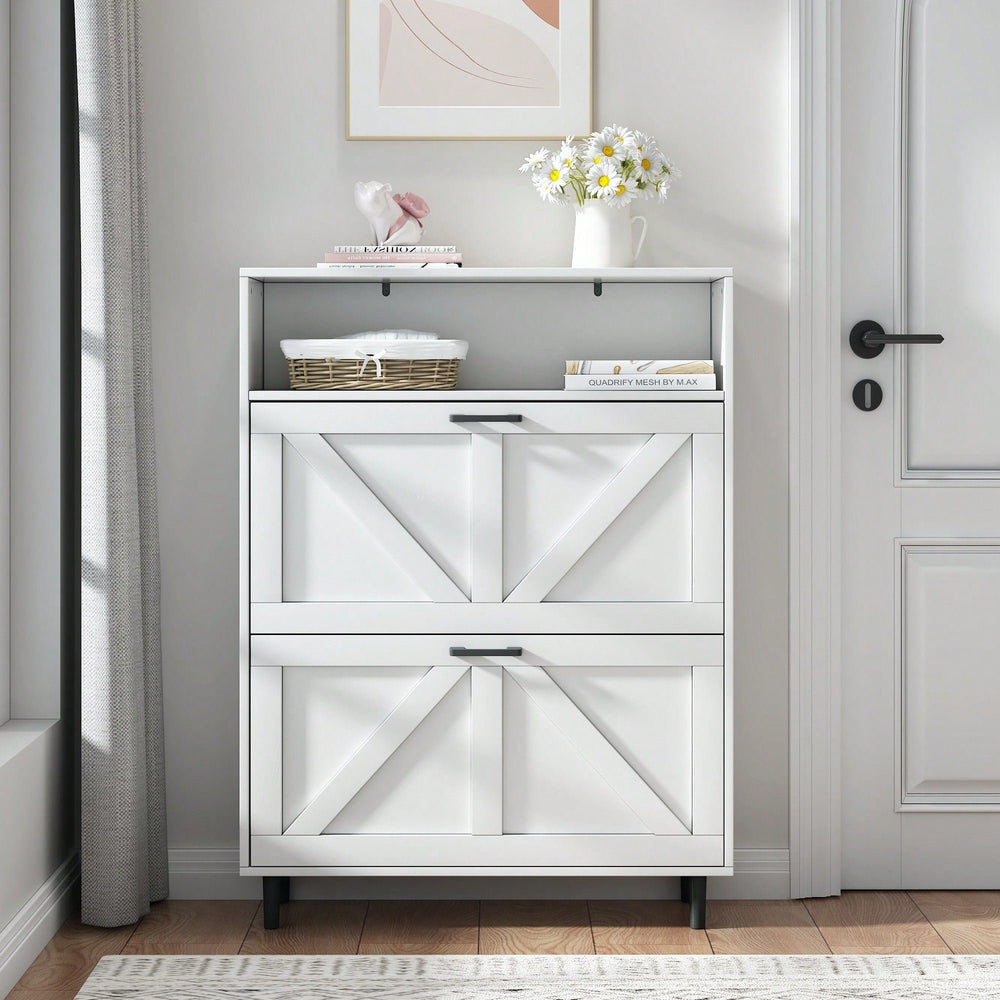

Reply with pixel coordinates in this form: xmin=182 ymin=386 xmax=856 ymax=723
xmin=0 ymin=719 xmax=59 ymax=769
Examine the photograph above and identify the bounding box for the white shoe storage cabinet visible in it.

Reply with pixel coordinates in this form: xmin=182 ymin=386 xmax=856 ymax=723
xmin=239 ymin=267 xmax=733 ymax=930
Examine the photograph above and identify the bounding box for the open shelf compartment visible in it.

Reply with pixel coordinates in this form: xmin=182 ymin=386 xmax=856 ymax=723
xmin=240 ymin=267 xmax=733 ymax=397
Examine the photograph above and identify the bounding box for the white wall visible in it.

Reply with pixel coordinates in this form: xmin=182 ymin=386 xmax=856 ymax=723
xmin=141 ymin=0 xmax=790 ymax=888
xmin=0 ymin=1 xmax=77 ymax=992
xmin=0 ymin=0 xmax=10 ymax=729
xmin=10 ymin=0 xmax=63 ymax=721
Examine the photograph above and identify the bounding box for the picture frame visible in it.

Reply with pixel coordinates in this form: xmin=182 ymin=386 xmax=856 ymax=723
xmin=347 ymin=1 xmax=593 ymax=140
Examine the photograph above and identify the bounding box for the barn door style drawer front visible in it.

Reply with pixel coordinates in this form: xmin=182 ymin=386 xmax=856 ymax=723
xmin=249 ymin=402 xmax=724 ymax=634
xmin=248 ymin=634 xmax=725 ymax=871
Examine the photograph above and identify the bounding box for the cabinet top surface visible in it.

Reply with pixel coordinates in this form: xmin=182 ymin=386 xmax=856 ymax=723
xmin=240 ymin=266 xmax=734 ymax=283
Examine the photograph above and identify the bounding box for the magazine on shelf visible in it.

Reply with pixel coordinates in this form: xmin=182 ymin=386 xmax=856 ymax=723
xmin=325 ymin=253 xmax=462 ymax=264
xmin=327 ymin=245 xmax=458 ymax=254
xmin=315 ymin=262 xmax=461 ymax=270
xmin=564 ymin=373 xmax=718 ymax=390
xmin=565 ymin=360 xmax=714 ymax=375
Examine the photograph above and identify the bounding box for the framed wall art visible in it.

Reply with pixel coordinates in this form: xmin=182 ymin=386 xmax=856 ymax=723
xmin=347 ymin=1 xmax=593 ymax=140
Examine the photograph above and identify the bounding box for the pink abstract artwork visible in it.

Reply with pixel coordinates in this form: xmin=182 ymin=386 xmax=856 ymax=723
xmin=348 ymin=0 xmax=590 ymax=138
xmin=378 ymin=0 xmax=559 ymax=108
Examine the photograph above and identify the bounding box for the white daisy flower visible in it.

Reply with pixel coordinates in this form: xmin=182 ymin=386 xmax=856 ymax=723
xmin=656 ymin=175 xmax=674 ymax=202
xmin=611 ymin=123 xmax=635 ymax=145
xmin=592 ymin=123 xmax=633 ymax=164
xmin=534 ymin=182 xmax=568 ymax=205
xmin=536 ymin=157 xmax=570 ymax=199
xmin=579 ymin=143 xmax=606 ymax=169
xmin=632 ymin=148 xmax=664 ymax=183
xmin=631 ymin=130 xmax=660 ymax=160
xmin=608 ymin=176 xmax=639 ymax=207
xmin=518 ymin=147 xmax=551 ymax=173
xmin=586 ymin=160 xmax=620 ymax=198
xmin=557 ymin=140 xmax=579 ymax=169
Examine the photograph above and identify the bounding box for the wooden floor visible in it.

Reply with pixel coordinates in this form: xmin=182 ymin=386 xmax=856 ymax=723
xmin=12 ymin=892 xmax=1000 ymax=999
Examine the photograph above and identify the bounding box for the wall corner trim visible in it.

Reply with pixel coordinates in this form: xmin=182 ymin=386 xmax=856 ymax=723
xmin=788 ymin=0 xmax=843 ymax=900
xmin=0 ymin=853 xmax=79 ymax=998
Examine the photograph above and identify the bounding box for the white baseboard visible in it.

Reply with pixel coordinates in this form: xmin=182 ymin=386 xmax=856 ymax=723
xmin=168 ymin=849 xmax=261 ymax=901
xmin=715 ymin=849 xmax=791 ymax=899
xmin=0 ymin=853 xmax=78 ymax=1000
xmin=168 ymin=848 xmax=790 ymax=901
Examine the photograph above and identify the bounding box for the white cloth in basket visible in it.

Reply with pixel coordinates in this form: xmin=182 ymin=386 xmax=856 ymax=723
xmin=339 ymin=330 xmax=440 ymax=341
xmin=281 ymin=332 xmax=468 ymax=361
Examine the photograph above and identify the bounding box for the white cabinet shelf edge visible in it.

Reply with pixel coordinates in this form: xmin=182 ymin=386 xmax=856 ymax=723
xmin=240 ymin=265 xmax=734 ymax=283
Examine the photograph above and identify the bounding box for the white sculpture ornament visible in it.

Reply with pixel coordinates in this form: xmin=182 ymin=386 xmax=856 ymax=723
xmin=354 ymin=180 xmax=429 ymax=247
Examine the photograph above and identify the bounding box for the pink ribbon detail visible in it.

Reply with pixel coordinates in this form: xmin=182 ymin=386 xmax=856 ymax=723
xmin=386 ymin=192 xmax=430 ymax=241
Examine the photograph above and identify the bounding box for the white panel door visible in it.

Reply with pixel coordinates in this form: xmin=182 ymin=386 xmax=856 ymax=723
xmin=842 ymin=0 xmax=1000 ymax=886
xmin=250 ymin=402 xmax=723 ymax=634
xmin=248 ymin=634 xmax=725 ymax=871
xmin=252 ymin=428 xmax=473 ymax=605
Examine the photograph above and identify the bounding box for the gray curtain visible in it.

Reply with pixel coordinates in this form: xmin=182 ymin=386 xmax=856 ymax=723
xmin=77 ymin=0 xmax=168 ymax=927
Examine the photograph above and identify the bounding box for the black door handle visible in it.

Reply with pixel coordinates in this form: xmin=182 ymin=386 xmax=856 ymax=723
xmin=449 ymin=414 xmax=523 ymax=423
xmin=449 ymin=646 xmax=523 ymax=657
xmin=850 ymin=320 xmax=944 ymax=359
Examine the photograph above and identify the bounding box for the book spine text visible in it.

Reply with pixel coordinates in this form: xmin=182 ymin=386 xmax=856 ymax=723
xmin=564 ymin=373 xmax=718 ymax=390
xmin=328 ymin=245 xmax=458 ymax=255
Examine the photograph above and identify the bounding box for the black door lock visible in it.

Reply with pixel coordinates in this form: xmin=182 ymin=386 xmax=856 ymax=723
xmin=852 ymin=379 xmax=883 ymax=412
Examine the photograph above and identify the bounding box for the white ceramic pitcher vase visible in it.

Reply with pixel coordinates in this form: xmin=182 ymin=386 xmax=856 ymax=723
xmin=571 ymin=200 xmax=648 ymax=267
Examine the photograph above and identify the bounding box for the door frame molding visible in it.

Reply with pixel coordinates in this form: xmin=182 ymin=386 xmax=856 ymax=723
xmin=788 ymin=0 xmax=842 ymax=898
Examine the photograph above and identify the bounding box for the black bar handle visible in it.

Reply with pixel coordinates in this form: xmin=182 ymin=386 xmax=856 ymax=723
xmin=865 ymin=333 xmax=944 ymax=345
xmin=449 ymin=414 xmax=523 ymax=423
xmin=850 ymin=320 xmax=944 ymax=358
xmin=449 ymin=646 xmax=523 ymax=657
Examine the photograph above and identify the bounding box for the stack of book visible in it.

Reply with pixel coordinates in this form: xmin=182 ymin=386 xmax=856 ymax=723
xmin=565 ymin=360 xmax=716 ymax=390
xmin=317 ymin=245 xmax=462 ymax=270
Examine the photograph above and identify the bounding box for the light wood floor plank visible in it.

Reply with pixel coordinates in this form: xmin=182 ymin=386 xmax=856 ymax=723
xmin=910 ymin=891 xmax=1000 ymax=953
xmin=358 ymin=901 xmax=479 ymax=954
xmin=707 ymin=900 xmax=830 ymax=954
xmin=479 ymin=900 xmax=594 ymax=954
xmin=22 ymin=892 xmax=1000 ymax=980
xmin=241 ymin=900 xmax=368 ymax=954
xmin=8 ymin=992 xmax=82 ymax=1000
xmin=806 ymin=891 xmax=950 ymax=954
xmin=15 ymin=913 xmax=136 ymax=992
xmin=121 ymin=900 xmax=258 ymax=955
xmin=589 ymin=900 xmax=712 ymax=954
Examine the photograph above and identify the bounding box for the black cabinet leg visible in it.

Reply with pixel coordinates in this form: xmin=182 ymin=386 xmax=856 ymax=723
xmin=679 ymin=875 xmax=691 ymax=904
xmin=688 ymin=876 xmax=707 ymax=930
xmin=279 ymin=876 xmax=290 ymax=904
xmin=263 ymin=876 xmax=283 ymax=930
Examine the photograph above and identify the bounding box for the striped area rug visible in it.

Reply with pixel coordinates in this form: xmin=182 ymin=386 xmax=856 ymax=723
xmin=78 ymin=954 xmax=1000 ymax=999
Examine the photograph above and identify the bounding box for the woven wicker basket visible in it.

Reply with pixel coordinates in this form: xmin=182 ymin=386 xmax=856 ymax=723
xmin=287 ymin=357 xmax=460 ymax=391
